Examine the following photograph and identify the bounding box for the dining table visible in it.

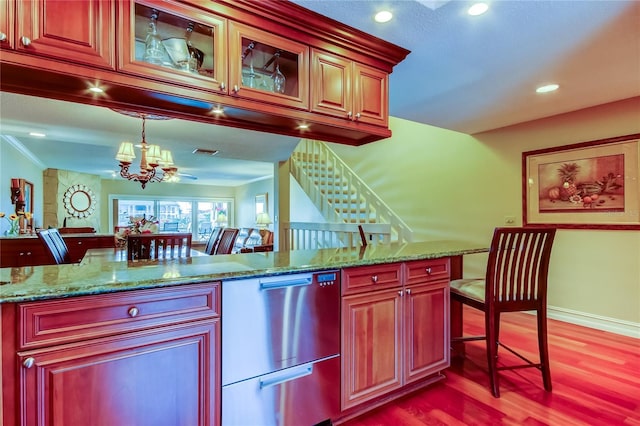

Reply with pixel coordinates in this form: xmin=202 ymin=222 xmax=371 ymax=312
xmin=81 ymin=247 xmax=207 ymax=263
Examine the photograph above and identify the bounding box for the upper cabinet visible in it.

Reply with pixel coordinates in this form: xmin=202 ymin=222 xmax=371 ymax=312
xmin=118 ymin=0 xmax=227 ymax=92
xmin=312 ymin=49 xmax=388 ymax=127
xmin=0 ymin=0 xmax=15 ymax=50
xmin=3 ymin=0 xmax=115 ymax=68
xmin=0 ymin=0 xmax=410 ymax=145
xmin=228 ymin=21 xmax=309 ymax=110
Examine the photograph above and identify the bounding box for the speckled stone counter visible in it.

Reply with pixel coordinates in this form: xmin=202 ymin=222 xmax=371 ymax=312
xmin=0 ymin=240 xmax=487 ymax=303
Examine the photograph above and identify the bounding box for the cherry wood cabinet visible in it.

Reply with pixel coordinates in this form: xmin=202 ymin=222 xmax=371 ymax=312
xmin=2 ymin=0 xmax=115 ymax=68
xmin=2 ymin=282 xmax=221 ymax=426
xmin=228 ymin=20 xmax=309 ymax=110
xmin=0 ymin=0 xmax=409 ymax=146
xmin=0 ymin=0 xmax=15 ymax=50
xmin=0 ymin=234 xmax=114 ymax=267
xmin=118 ymin=0 xmax=227 ymax=92
xmin=311 ymin=49 xmax=389 ymax=127
xmin=342 ymin=286 xmax=403 ymax=409
xmin=341 ymin=259 xmax=450 ymax=410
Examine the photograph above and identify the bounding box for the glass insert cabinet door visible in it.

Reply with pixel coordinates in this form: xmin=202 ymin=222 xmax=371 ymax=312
xmin=119 ymin=0 xmax=227 ymax=91
xmin=228 ymin=21 xmax=309 ymax=110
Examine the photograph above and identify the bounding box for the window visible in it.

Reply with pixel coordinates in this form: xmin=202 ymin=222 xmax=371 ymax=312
xmin=111 ymin=195 xmax=233 ymax=241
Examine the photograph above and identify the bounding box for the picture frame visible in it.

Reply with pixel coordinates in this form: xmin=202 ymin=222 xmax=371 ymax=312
xmin=20 ymin=180 xmax=34 ymax=232
xmin=255 ymin=193 xmax=267 ymax=218
xmin=522 ymin=133 xmax=640 ymax=229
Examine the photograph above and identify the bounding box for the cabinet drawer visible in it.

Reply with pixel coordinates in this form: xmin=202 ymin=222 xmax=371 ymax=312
xmin=18 ymin=282 xmax=220 ymax=350
xmin=342 ymin=263 xmax=402 ymax=295
xmin=404 ymin=259 xmax=450 ymax=286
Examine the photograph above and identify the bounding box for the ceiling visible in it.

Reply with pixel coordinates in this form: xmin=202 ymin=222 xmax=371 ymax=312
xmin=1 ymin=0 xmax=639 ymax=186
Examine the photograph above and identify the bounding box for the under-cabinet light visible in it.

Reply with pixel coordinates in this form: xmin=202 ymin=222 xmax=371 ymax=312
xmin=374 ymin=11 xmax=393 ymax=23
xmin=468 ymin=3 xmax=489 ymax=16
xmin=536 ymin=84 xmax=559 ymax=93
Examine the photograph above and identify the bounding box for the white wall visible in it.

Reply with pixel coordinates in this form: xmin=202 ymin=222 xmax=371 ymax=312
xmin=329 ymin=97 xmax=640 ymax=333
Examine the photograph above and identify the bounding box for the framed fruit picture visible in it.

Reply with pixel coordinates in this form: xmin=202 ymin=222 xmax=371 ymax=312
xmin=523 ymin=133 xmax=640 ymax=229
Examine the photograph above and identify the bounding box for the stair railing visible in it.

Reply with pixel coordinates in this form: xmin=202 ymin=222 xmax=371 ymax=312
xmin=290 ymin=139 xmax=412 ymax=244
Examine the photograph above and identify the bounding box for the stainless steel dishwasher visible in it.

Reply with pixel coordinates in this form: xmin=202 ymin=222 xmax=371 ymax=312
xmin=222 ymin=271 xmax=340 ymax=426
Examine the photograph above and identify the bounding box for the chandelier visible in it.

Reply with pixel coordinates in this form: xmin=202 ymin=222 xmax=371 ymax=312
xmin=115 ymin=113 xmax=178 ymax=189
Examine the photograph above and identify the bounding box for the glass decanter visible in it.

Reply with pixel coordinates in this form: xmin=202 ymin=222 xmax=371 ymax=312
xmin=143 ymin=11 xmax=165 ymax=65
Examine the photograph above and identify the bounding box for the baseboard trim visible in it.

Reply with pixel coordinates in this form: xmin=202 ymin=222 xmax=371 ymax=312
xmin=547 ymin=305 xmax=640 ymax=338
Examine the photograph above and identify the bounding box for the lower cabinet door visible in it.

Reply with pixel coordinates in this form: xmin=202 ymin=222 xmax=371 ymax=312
xmin=341 ymin=289 xmax=402 ymax=410
xmin=18 ymin=319 xmax=219 ymax=426
xmin=403 ymin=281 xmax=450 ymax=384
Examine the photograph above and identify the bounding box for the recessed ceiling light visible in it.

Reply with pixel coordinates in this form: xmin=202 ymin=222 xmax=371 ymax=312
xmin=374 ymin=10 xmax=393 ymax=23
xmin=211 ymin=106 xmax=224 ymax=114
xmin=536 ymin=84 xmax=560 ymax=93
xmin=29 ymin=132 xmax=46 ymax=137
xmin=88 ymin=87 xmax=104 ymax=93
xmin=468 ymin=2 xmax=489 ymax=16
xmin=297 ymin=124 xmax=310 ymax=130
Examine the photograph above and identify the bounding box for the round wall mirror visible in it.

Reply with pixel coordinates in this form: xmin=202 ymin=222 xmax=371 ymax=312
xmin=63 ymin=185 xmax=96 ymax=218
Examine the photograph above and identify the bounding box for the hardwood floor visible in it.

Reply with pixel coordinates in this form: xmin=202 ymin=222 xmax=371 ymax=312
xmin=342 ymin=305 xmax=640 ymax=426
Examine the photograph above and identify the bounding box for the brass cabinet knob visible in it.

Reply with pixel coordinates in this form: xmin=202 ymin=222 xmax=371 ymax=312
xmin=128 ymin=307 xmax=139 ymax=318
xmin=425 ymin=267 xmax=432 ymax=275
xmin=354 ymin=112 xmax=361 ymax=120
xmin=406 ymin=288 xmax=411 ymax=295
xmin=371 ymin=275 xmax=378 ymax=283
xmin=0 ymin=32 xmax=7 ymax=42
xmin=220 ymin=82 xmax=226 ymax=91
xmin=232 ymin=85 xmax=240 ymax=93
xmin=20 ymin=36 xmax=31 ymax=46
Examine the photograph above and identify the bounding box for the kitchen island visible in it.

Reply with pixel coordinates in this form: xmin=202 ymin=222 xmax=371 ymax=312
xmin=1 ymin=240 xmax=487 ymax=426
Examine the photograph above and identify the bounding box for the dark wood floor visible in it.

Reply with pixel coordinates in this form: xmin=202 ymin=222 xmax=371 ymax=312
xmin=342 ymin=305 xmax=640 ymax=425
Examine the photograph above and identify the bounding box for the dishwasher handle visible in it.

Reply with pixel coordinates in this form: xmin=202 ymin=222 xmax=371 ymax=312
xmin=259 ymin=363 xmax=313 ymax=389
xmin=259 ymin=276 xmax=312 ymax=290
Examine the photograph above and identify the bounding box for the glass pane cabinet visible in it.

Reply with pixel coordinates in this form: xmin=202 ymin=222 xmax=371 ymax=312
xmin=119 ymin=1 xmax=226 ymax=92
xmin=228 ymin=21 xmax=309 ymax=110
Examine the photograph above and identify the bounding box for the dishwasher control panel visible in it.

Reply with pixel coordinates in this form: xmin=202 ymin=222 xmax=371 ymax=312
xmin=315 ymin=271 xmax=338 ymax=287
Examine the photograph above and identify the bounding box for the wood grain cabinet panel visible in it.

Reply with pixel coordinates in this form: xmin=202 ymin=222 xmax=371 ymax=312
xmin=18 ymin=282 xmax=220 ymax=349
xmin=341 ymin=262 xmax=402 ymax=295
xmin=341 ymin=260 xmax=450 ymax=411
xmin=18 ymin=319 xmax=219 ymax=426
xmin=0 ymin=0 xmax=15 ymax=50
xmin=341 ymin=288 xmax=403 ymax=409
xmin=312 ymin=48 xmax=388 ymax=127
xmin=403 ymin=279 xmax=449 ymax=383
xmin=14 ymin=0 xmax=115 ymax=68
xmin=4 ymin=282 xmax=221 ymax=426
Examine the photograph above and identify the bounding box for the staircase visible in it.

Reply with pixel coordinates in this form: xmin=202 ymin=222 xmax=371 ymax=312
xmin=289 ymin=139 xmax=412 ymax=247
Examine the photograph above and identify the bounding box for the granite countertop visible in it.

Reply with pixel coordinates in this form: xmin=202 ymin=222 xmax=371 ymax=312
xmin=0 ymin=240 xmax=487 ymax=303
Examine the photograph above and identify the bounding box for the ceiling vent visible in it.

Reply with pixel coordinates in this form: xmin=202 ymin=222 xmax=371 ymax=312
xmin=192 ymin=148 xmax=219 ymax=156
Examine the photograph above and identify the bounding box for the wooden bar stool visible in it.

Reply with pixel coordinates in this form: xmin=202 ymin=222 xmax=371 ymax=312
xmin=450 ymin=227 xmax=556 ymax=397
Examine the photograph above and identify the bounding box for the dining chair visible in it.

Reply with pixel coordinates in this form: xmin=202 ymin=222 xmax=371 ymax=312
xmin=37 ymin=229 xmax=71 ymax=264
xmin=127 ymin=233 xmax=192 ymax=261
xmin=450 ymin=227 xmax=556 ymax=397
xmin=213 ymin=228 xmax=239 ymax=255
xmin=204 ymin=227 xmax=223 ymax=255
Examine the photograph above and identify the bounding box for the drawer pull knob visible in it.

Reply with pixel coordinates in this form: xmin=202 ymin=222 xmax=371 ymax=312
xmin=406 ymin=288 xmax=411 ymax=295
xmin=0 ymin=32 xmax=7 ymax=42
xmin=398 ymin=290 xmax=403 ymax=296
xmin=371 ymin=275 xmax=378 ymax=283
xmin=425 ymin=267 xmax=432 ymax=275
xmin=128 ymin=307 xmax=139 ymax=318
xmin=20 ymin=36 xmax=31 ymax=46
xmin=23 ymin=357 xmax=35 ymax=369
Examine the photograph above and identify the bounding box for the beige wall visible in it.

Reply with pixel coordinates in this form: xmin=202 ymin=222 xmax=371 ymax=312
xmin=329 ymin=97 xmax=640 ymax=328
